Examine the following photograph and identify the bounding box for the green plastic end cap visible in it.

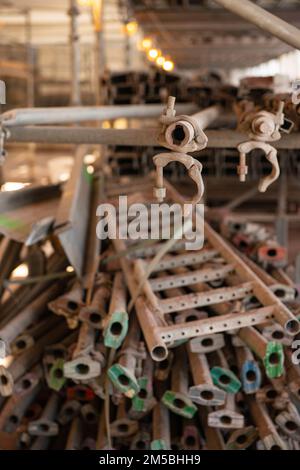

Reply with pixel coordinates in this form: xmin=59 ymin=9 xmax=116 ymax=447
xmin=161 ymin=391 xmax=197 ymax=419
xmin=104 ymin=311 xmax=128 ymax=349
xmin=48 ymin=359 xmax=66 ymax=391
xmin=132 ymin=376 xmax=152 ymax=411
xmin=108 ymin=363 xmax=139 ymax=398
xmin=150 ymin=440 xmax=169 ymax=450
xmin=211 ymin=366 xmax=241 ymax=393
xmin=263 ymin=341 xmax=284 ymax=379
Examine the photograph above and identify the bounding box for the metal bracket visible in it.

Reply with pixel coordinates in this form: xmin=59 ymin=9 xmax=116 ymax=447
xmin=237 ymin=140 xmax=280 ymax=192
xmin=153 ymin=151 xmax=204 ymax=204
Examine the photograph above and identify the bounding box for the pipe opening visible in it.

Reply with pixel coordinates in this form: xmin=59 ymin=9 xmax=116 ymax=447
xmin=75 ymin=363 xmax=90 ymax=375
xmin=285 ymin=420 xmax=298 ymax=431
xmin=118 ymin=374 xmax=130 ymax=386
xmin=220 ymin=415 xmax=232 ymax=425
xmin=185 ymin=435 xmax=196 ymax=446
xmin=16 ymin=339 xmax=27 ymax=350
xmin=236 ymin=434 xmax=247 ymax=445
xmin=89 ymin=312 xmax=101 ymax=324
xmin=152 ymin=345 xmax=167 ymax=361
xmin=54 ymin=369 xmax=64 ymax=379
xmin=272 ymin=330 xmax=284 ymax=340
xmin=22 ymin=379 xmax=32 ymax=389
xmin=0 ymin=375 xmax=8 ymax=386
xmin=118 ymin=423 xmax=129 ymax=433
xmin=201 ymin=337 xmax=213 ymax=347
xmin=172 ymin=125 xmax=186 ymax=145
xmin=245 ymin=370 xmax=256 ymax=382
xmin=274 ymin=289 xmax=285 ymax=298
xmin=110 ymin=321 xmax=123 ymax=335
xmin=67 ymin=300 xmax=78 ymax=312
xmin=173 ymin=398 xmax=185 ymax=409
xmin=285 ymin=319 xmax=300 ymax=334
xmin=136 ymin=440 xmax=146 ymax=449
xmin=268 ymin=353 xmax=280 ymax=365
xmin=266 ymin=389 xmax=277 ymax=399
xmin=9 ymin=415 xmax=19 ymax=424
xmin=39 ymin=423 xmax=50 ymax=433
xmin=138 ymin=388 xmax=148 ymax=399
xmin=219 ymin=374 xmax=230 ymax=385
xmin=200 ymin=390 xmax=214 ymax=400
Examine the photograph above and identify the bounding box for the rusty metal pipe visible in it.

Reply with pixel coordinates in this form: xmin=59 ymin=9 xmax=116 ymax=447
xmin=2 ymin=103 xmax=196 ymax=127
xmin=6 ymin=127 xmax=300 ymax=149
xmin=214 ymin=0 xmax=300 ymax=49
xmin=0 ymin=322 xmax=67 ymax=396
xmin=0 ymin=284 xmax=63 ymax=353
xmin=151 ymin=402 xmax=171 ymax=450
xmin=79 ymin=274 xmax=111 ymax=329
xmin=65 ymin=417 xmax=83 ymax=450
xmin=28 ymin=392 xmax=60 ymax=437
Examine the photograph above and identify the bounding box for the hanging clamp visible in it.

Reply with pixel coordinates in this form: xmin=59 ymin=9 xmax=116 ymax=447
xmin=237 ymin=141 xmax=280 ymax=193
xmin=236 ymin=101 xmax=289 ymax=192
xmin=153 ymin=152 xmax=204 ymax=204
xmin=157 ymin=96 xmax=208 ymax=153
xmin=154 ymin=96 xmax=207 ymax=204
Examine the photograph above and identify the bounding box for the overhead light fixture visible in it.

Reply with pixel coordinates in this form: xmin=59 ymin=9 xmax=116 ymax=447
xmin=148 ymin=48 xmax=160 ymax=61
xmin=124 ymin=21 xmax=138 ymax=36
xmin=156 ymin=56 xmax=165 ymax=67
xmin=141 ymin=38 xmax=152 ymax=50
xmin=163 ymin=60 xmax=175 ymax=72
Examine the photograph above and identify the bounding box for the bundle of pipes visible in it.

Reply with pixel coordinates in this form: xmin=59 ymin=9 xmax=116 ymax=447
xmin=0 ymin=168 xmax=300 ymax=451
xmin=102 ymin=70 xmax=189 ymax=106
xmin=221 ymin=220 xmax=288 ymax=270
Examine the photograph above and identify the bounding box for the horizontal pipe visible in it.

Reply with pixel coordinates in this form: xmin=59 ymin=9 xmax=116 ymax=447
xmin=214 ymin=0 xmax=300 ymax=49
xmin=191 ymin=105 xmax=221 ymax=130
xmin=7 ymin=127 xmax=300 ymax=149
xmin=1 ymin=103 xmax=197 ymax=127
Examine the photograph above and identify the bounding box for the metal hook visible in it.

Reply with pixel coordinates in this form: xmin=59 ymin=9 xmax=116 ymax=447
xmin=237 ymin=141 xmax=280 ymax=193
xmin=153 ymin=152 xmax=204 ymax=204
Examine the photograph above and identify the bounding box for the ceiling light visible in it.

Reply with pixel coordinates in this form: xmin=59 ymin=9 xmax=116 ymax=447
xmin=141 ymin=38 xmax=152 ymax=50
xmin=148 ymin=48 xmax=159 ymax=60
xmin=156 ymin=56 xmax=165 ymax=67
xmin=163 ymin=60 xmax=175 ymax=72
xmin=125 ymin=21 xmax=138 ymax=36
